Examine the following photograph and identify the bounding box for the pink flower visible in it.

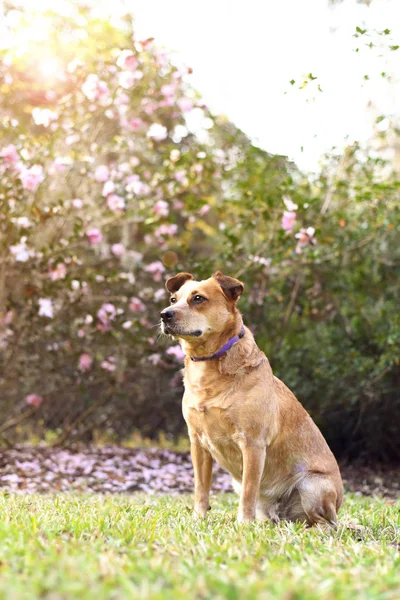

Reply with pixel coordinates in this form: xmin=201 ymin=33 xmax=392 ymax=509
xmin=97 ymin=303 xmax=116 ymax=325
xmin=95 ymin=165 xmax=110 ymax=182
xmin=0 ymin=144 xmax=18 ymax=165
xmin=38 ymin=298 xmax=54 ymax=318
xmin=129 ymin=118 xmax=143 ymax=131
xmin=141 ymin=99 xmax=158 ymax=115
xmin=86 ymin=228 xmax=102 ymax=245
xmin=78 ymin=353 xmax=92 ymax=372
xmin=102 ymin=180 xmax=115 ymax=196
xmin=117 ymin=50 xmax=139 ymax=71
xmin=101 ymin=356 xmax=116 ymax=372
xmin=20 ymin=164 xmax=44 ymax=191
xmin=252 ymin=256 xmax=271 ymax=267
xmin=65 ymin=133 xmax=81 ymax=146
xmin=82 ymin=74 xmax=109 ymax=103
xmin=154 ymin=200 xmax=169 ymax=217
xmin=115 ymin=92 xmax=129 ymax=106
xmin=125 ymin=176 xmax=150 ymax=195
xmin=155 ymin=223 xmax=178 ymax=237
xmin=170 ymin=149 xmax=180 ymax=162
xmin=155 ymin=50 xmax=168 ymax=66
xmin=25 ymin=394 xmax=43 ymax=408
xmin=72 ymin=198 xmax=83 ymax=208
xmin=118 ymin=71 xmax=136 ymax=89
xmin=159 ymin=97 xmax=174 ymax=108
xmin=177 ymin=97 xmax=193 ymax=112
xmin=111 ymin=243 xmax=125 ymax=257
xmin=107 ymin=194 xmax=125 ymax=212
xmin=129 ymin=297 xmax=146 ymax=312
xmin=283 ymin=196 xmax=298 ymax=211
xmin=147 ymin=123 xmax=168 ymax=141
xmin=295 ymin=227 xmax=317 ymax=254
xmin=50 ymin=157 xmax=71 ymax=174
xmin=154 ymin=289 xmax=166 ymax=303
xmin=199 ymin=204 xmax=210 ymax=216
xmin=148 ymin=353 xmax=162 ymax=366
xmin=281 ymin=211 xmax=297 ymax=232
xmin=10 ymin=238 xmax=32 ymax=262
xmin=118 ymin=162 xmax=131 ymax=174
xmin=166 ymin=345 xmax=185 ymax=361
xmin=13 ymin=217 xmax=32 ymax=228
xmin=175 ymin=170 xmax=187 ymax=184
xmin=32 ymin=107 xmax=57 ymax=127
xmin=144 ymin=261 xmax=165 ymax=282
xmin=0 ymin=311 xmax=13 ymax=327
xmin=161 ymin=84 xmax=175 ymax=98
xmin=49 ymin=263 xmax=67 ymax=281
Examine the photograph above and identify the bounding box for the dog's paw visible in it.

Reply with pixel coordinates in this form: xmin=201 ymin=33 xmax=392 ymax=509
xmin=193 ymin=504 xmax=210 ymax=519
xmin=237 ymin=512 xmax=255 ymax=524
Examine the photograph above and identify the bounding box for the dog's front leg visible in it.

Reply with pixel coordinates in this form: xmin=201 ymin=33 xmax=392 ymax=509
xmin=190 ymin=438 xmax=213 ymax=518
xmin=238 ymin=443 xmax=265 ymax=523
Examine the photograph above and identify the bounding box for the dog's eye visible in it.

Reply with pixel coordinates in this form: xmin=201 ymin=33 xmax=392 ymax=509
xmin=193 ymin=294 xmax=206 ymax=304
xmin=170 ymin=297 xmax=177 ymax=304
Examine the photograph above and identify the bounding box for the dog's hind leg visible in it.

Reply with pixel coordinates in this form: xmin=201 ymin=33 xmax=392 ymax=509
xmin=296 ymin=475 xmax=339 ymax=527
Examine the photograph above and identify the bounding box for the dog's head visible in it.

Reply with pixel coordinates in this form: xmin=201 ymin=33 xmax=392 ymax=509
xmin=160 ymin=271 xmax=244 ymax=340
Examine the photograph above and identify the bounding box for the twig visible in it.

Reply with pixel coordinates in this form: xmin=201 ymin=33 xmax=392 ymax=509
xmin=52 ymin=396 xmax=111 ymax=447
xmin=0 ymin=407 xmax=36 ymax=434
xmin=0 ymin=432 xmax=13 ymax=448
xmin=283 ymin=273 xmax=304 ymax=327
xmin=234 ymin=211 xmax=280 ymax=279
xmin=319 ymin=150 xmax=349 ymax=219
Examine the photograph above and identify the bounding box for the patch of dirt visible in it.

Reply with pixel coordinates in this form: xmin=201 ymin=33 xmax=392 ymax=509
xmin=0 ymin=446 xmax=398 ymax=498
xmin=340 ymin=464 xmax=399 ymax=500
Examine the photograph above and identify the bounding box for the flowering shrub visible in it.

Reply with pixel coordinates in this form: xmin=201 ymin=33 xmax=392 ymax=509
xmin=0 ymin=6 xmax=399 ymax=459
xmin=0 ymin=6 xmax=231 ymax=440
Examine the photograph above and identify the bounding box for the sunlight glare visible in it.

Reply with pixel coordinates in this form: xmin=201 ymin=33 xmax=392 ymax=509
xmin=38 ymin=57 xmax=63 ymax=79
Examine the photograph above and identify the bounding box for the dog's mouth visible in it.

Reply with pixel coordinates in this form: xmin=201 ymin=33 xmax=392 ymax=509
xmin=161 ymin=322 xmax=203 ymax=338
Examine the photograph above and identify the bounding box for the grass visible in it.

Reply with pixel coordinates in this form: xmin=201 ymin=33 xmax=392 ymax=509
xmin=0 ymin=493 xmax=398 ymax=600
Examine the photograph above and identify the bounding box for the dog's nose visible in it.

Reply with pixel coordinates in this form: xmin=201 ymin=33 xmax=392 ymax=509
xmin=160 ymin=309 xmax=175 ymax=323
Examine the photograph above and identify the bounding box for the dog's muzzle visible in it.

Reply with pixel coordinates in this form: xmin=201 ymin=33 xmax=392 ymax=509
xmin=160 ymin=308 xmax=176 ymax=335
xmin=160 ymin=309 xmax=175 ymax=323
xmin=160 ymin=309 xmax=202 ymax=337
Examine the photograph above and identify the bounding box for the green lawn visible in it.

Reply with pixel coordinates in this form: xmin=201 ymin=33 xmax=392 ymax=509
xmin=0 ymin=493 xmax=398 ymax=600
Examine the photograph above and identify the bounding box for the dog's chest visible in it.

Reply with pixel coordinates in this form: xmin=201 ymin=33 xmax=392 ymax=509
xmin=185 ymin=405 xmax=244 ymax=477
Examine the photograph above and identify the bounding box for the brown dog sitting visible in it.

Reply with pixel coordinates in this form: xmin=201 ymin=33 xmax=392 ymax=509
xmin=160 ymin=271 xmax=343 ymax=525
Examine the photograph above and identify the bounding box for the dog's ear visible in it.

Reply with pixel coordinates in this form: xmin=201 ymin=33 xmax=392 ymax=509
xmin=213 ymin=271 xmax=244 ymax=301
xmin=165 ymin=272 xmax=194 ymax=293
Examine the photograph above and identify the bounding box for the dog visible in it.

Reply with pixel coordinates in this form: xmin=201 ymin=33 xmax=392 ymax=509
xmin=160 ymin=271 xmax=343 ymax=525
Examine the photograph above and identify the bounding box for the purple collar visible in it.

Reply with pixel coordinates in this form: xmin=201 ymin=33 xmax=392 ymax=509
xmin=189 ymin=326 xmax=245 ymax=362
